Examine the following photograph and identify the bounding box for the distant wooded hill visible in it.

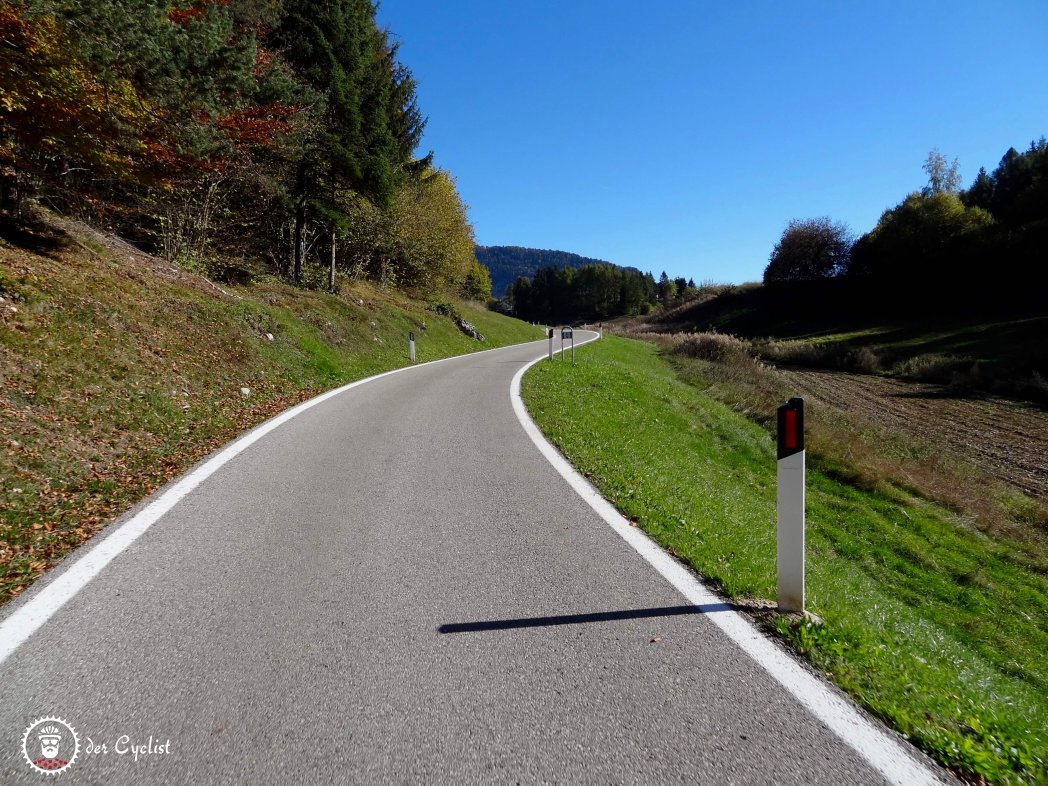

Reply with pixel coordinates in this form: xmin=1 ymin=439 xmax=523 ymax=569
xmin=476 ymin=246 xmax=621 ymax=297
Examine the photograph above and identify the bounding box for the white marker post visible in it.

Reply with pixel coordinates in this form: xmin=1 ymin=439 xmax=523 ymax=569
xmin=548 ymin=328 xmax=554 ymax=361
xmin=777 ymin=397 xmax=805 ymax=613
xmin=409 ymin=331 xmax=416 ymax=363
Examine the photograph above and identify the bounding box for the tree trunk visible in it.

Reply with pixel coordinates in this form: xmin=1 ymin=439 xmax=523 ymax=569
xmin=0 ymin=176 xmax=12 ymax=213
xmin=293 ymin=201 xmax=306 ymax=283
xmin=328 ymin=229 xmax=337 ymax=292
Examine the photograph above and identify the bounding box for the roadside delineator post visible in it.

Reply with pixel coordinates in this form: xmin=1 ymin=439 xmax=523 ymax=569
xmin=548 ymin=328 xmax=554 ymax=361
xmin=777 ymin=397 xmax=805 ymax=613
xmin=409 ymin=331 xmax=416 ymax=363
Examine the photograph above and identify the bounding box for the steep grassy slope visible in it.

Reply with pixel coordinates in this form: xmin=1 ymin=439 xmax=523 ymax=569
xmin=0 ymin=216 xmax=542 ymax=603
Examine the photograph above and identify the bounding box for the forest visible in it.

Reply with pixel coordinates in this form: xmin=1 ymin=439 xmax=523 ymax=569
xmin=476 ymin=245 xmax=619 ymax=298
xmin=507 ymin=264 xmax=673 ymax=323
xmin=763 ymin=143 xmax=1047 ymax=309
xmin=0 ymin=0 xmax=490 ymax=299
xmin=503 ymin=142 xmax=1046 ymax=325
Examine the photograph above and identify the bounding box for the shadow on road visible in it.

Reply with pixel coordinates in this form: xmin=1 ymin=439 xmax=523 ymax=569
xmin=437 ymin=603 xmax=734 ymax=633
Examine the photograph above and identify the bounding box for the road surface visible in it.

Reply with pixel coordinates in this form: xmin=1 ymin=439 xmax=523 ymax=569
xmin=0 ymin=333 xmax=944 ymax=783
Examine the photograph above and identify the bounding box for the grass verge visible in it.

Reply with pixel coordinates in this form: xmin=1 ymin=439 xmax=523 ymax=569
xmin=1 ymin=217 xmax=542 ymax=604
xmin=522 ymin=335 xmax=1046 ymax=785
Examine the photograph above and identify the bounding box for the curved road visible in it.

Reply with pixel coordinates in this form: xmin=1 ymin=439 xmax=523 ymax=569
xmin=0 ymin=333 xmax=943 ymax=783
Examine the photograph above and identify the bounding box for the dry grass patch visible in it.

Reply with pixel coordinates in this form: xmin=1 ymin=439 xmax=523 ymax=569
xmin=617 ymin=327 xmax=1048 ymax=555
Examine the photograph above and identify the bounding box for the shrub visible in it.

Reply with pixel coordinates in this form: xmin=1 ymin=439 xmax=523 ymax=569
xmin=752 ymin=340 xmax=883 ymax=374
xmin=894 ymin=354 xmax=973 ymax=383
xmin=1019 ymin=372 xmax=1048 ymax=405
xmin=428 ymin=301 xmax=459 ymax=319
xmin=667 ymin=332 xmax=750 ymax=364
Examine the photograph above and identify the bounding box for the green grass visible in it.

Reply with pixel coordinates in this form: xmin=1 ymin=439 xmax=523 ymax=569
xmin=1 ymin=220 xmax=542 ymax=604
xmin=522 ymin=335 xmax=1047 ymax=785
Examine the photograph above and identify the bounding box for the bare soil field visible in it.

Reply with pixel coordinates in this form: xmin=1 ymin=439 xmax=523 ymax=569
xmin=779 ymin=368 xmax=1048 ymax=501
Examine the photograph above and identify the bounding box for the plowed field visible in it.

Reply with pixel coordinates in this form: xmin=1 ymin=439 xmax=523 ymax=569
xmin=779 ymin=368 xmax=1048 ymax=501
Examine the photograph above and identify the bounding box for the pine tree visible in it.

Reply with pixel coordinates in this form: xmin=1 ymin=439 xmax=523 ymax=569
xmin=963 ymin=167 xmax=994 ymax=211
xmin=276 ymin=0 xmax=425 ymax=282
xmin=657 ymin=271 xmax=677 ymax=304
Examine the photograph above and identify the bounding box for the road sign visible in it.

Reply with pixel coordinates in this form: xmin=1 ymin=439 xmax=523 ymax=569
xmin=560 ymin=327 xmax=575 ymax=364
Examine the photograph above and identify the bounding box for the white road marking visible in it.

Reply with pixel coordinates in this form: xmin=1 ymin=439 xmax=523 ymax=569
xmin=509 ymin=332 xmax=947 ymax=786
xmin=0 ymin=336 xmax=544 ymax=666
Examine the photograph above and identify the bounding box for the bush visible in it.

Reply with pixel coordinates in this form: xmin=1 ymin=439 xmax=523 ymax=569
xmin=894 ymin=354 xmax=972 ymax=383
xmin=428 ymin=301 xmax=460 ymax=319
xmin=752 ymin=340 xmax=883 ymax=374
xmin=665 ymin=332 xmax=750 ymax=363
xmin=1018 ymin=372 xmax=1048 ymax=405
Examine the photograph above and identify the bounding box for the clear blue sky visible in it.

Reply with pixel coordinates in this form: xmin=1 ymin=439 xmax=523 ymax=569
xmin=377 ymin=1 xmax=1048 ymax=284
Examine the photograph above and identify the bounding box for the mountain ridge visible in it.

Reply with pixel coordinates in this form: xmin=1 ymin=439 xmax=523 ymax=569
xmin=476 ymin=245 xmax=622 ymax=297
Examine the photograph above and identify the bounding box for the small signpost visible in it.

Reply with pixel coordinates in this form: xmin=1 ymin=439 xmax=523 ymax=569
xmin=776 ymin=397 xmax=805 ymax=612
xmin=548 ymin=328 xmax=554 ymax=361
xmin=562 ymin=327 xmax=574 ymax=364
xmin=409 ymin=331 xmax=416 ymax=363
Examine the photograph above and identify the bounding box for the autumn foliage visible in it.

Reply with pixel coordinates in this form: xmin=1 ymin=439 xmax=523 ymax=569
xmin=0 ymin=0 xmax=487 ymax=299
xmin=0 ymin=6 xmax=148 ymax=189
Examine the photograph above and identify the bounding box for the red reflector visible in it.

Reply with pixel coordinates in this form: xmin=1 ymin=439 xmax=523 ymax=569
xmin=784 ymin=409 xmax=797 ymax=450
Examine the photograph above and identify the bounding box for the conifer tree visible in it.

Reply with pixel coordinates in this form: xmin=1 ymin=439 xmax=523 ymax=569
xmin=275 ymin=0 xmax=425 ymax=282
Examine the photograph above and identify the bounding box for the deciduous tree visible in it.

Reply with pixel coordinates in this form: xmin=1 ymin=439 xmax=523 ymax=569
xmin=922 ymin=148 xmax=961 ymax=195
xmin=848 ymin=193 xmax=992 ymax=282
xmin=764 ymin=217 xmax=852 ymax=283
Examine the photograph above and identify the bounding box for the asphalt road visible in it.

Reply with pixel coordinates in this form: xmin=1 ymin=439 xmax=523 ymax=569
xmin=0 ymin=333 xmax=938 ymax=783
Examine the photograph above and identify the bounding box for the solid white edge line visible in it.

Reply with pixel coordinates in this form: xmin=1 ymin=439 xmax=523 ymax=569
xmin=0 ymin=333 xmax=547 ymax=666
xmin=510 ymin=332 xmax=947 ymax=786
